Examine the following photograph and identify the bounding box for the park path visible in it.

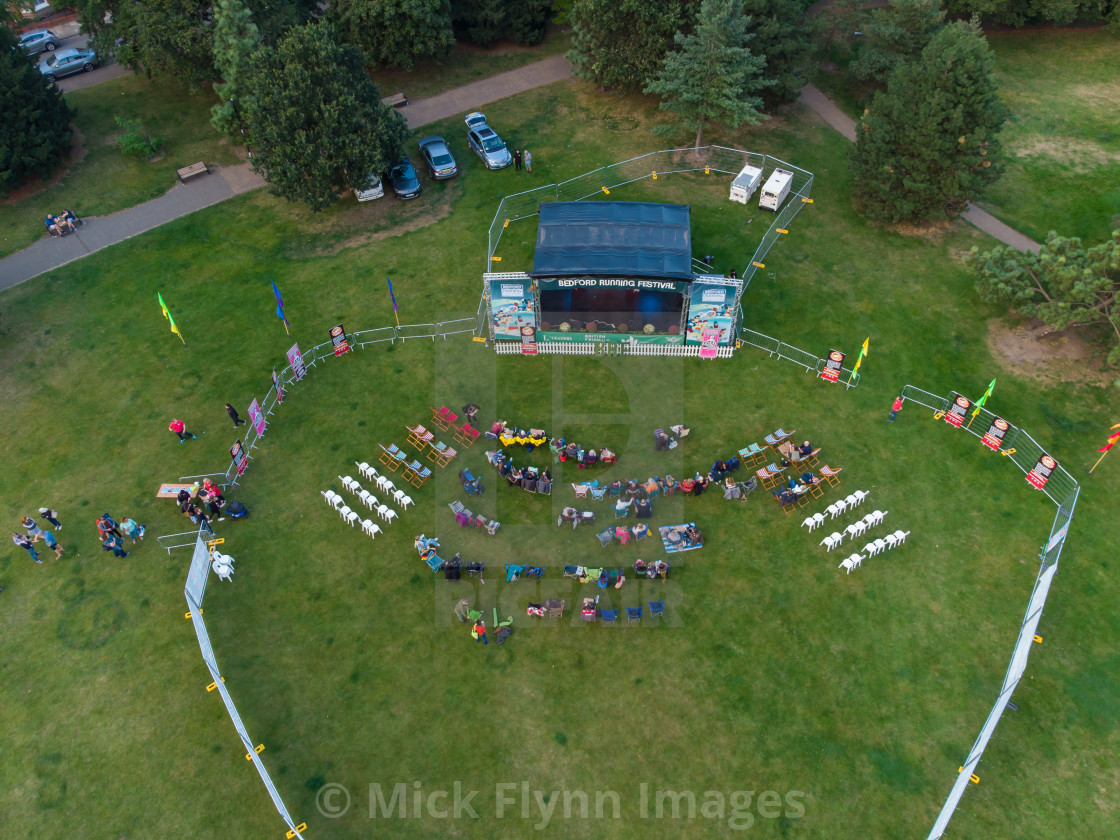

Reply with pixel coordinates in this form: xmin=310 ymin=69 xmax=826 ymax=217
xmin=797 ymin=83 xmax=1042 ymax=253
xmin=0 ymin=54 xmax=576 ymax=291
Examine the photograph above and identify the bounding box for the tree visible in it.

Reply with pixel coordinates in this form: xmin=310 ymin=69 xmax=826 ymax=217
xmin=211 ymin=0 xmax=262 ymax=139
xmin=451 ymin=0 xmax=552 ymax=48
xmin=968 ymin=231 xmax=1120 ymax=365
xmin=644 ymin=0 xmax=769 ymax=149
xmin=329 ymin=0 xmax=454 ymax=70
xmin=0 ymin=27 xmax=76 ymax=197
xmin=742 ymin=0 xmax=816 ymax=108
xmin=568 ymin=0 xmax=692 ymax=94
xmin=849 ymin=0 xmax=946 ymax=85
xmin=848 ymin=20 xmax=1008 ymax=225
xmin=244 ymin=23 xmax=408 ymax=211
xmin=941 ymin=0 xmax=1117 ymax=27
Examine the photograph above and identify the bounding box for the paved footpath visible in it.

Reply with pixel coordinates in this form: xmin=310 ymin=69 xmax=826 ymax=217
xmin=797 ymin=83 xmax=1041 ymax=253
xmin=0 ymin=54 xmax=575 ymax=291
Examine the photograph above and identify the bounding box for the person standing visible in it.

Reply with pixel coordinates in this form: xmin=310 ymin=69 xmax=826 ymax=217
xmin=226 ymin=403 xmax=247 ymax=427
xmin=513 ymin=149 xmax=523 ymax=171
xmin=472 ymin=620 xmax=488 ymax=645
xmin=523 ymin=149 xmax=532 ymax=173
xmin=98 ymin=514 xmax=123 ymax=539
xmin=120 ymin=517 xmax=145 ymax=544
xmin=103 ymin=534 xmax=129 ymax=558
xmin=889 ymin=396 xmax=904 ymax=422
xmin=13 ymin=532 xmax=41 ymax=563
xmin=38 ymin=507 xmax=62 ymax=530
xmin=169 ymin=418 xmax=197 ymax=443
xmin=21 ymin=516 xmax=45 ymax=542
xmin=43 ymin=530 xmax=65 ymax=559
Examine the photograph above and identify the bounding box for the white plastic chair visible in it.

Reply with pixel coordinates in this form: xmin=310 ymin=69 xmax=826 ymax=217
xmin=382 ymin=480 xmax=396 ymax=495
xmin=339 ymin=504 xmax=353 ymax=521
xmin=868 ymin=509 xmax=886 ymax=527
xmin=893 ymin=529 xmax=909 ymax=545
xmin=838 ymin=554 xmax=862 ymax=574
xmin=384 ymin=508 xmax=399 ymax=525
xmin=211 ymin=559 xmax=234 ymax=581
xmin=844 ymin=493 xmax=860 ymax=509
xmin=820 ymin=531 xmax=843 ymax=552
xmin=362 ymin=519 xmax=382 ymax=538
xmin=850 ymin=489 xmax=869 ymax=506
xmin=358 ymin=489 xmax=376 ymax=510
xmin=377 ymin=504 xmax=392 ymax=522
xmin=862 ymin=541 xmax=880 ymax=557
xmin=340 ymin=475 xmax=359 ymax=493
xmin=845 ymin=522 xmax=865 ymax=541
xmin=392 ymin=488 xmax=409 ymax=507
xmin=801 ymin=512 xmax=825 ymax=532
xmin=826 ymin=502 xmax=842 ymax=520
xmin=322 ymin=490 xmax=343 ymax=510
xmin=872 ymin=538 xmax=888 ymax=555
xmin=356 ymin=461 xmax=377 ymax=481
xmin=212 ymin=549 xmax=234 ymax=568
xmin=397 ymin=493 xmax=413 ymax=510
xmin=343 ymin=508 xmax=359 ymax=527
xmin=862 ymin=512 xmax=877 ymax=528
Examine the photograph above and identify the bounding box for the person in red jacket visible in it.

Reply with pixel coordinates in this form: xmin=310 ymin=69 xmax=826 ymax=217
xmin=168 ymin=418 xmax=198 ymax=443
xmin=471 ymin=620 xmax=488 ymax=645
xmin=888 ymin=396 xmax=904 ymax=422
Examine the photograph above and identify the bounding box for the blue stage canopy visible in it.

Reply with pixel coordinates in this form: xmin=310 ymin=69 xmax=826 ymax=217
xmin=530 ymin=201 xmax=692 ymax=280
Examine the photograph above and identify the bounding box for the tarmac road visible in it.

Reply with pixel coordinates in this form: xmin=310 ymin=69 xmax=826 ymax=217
xmin=26 ymin=19 xmax=129 ymax=92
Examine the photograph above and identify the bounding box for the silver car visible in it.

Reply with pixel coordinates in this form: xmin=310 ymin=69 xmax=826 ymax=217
xmin=38 ymin=47 xmax=99 ymax=82
xmin=18 ymin=29 xmax=60 ymax=56
xmin=464 ymin=112 xmax=512 ymax=170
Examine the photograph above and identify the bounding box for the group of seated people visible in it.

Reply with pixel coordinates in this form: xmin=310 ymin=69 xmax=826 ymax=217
xmin=778 ymin=439 xmax=817 ymax=466
xmin=662 ymin=524 xmax=703 ymax=548
xmin=555 ymin=438 xmax=617 ymax=467
xmin=634 ymin=558 xmax=672 ymax=579
xmin=772 ymin=471 xmax=822 ymax=507
xmin=45 ymin=209 xmax=80 ymax=237
xmin=614 ymin=495 xmax=653 ymax=519
xmin=486 ymin=421 xmax=548 ymax=451
xmin=486 ymin=449 xmax=553 ymax=493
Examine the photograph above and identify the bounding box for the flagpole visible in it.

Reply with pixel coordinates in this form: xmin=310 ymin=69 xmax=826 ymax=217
xmin=845 ymin=337 xmax=869 ymax=389
xmin=965 ymin=378 xmax=997 ymax=430
xmin=1089 ymin=449 xmax=1111 ymax=475
xmin=387 ymin=277 xmax=400 ymax=329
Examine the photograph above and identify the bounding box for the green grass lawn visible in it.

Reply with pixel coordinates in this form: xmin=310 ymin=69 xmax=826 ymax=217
xmin=0 ymin=75 xmax=242 ymax=259
xmin=370 ymin=24 xmax=572 ymax=100
xmin=1 ymin=80 xmax=1118 ymax=840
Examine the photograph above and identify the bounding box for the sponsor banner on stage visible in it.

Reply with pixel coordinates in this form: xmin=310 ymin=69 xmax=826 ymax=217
xmin=490 ymin=279 xmax=535 ymax=339
xmin=520 ymin=325 xmax=538 ymax=355
xmin=537 ymin=331 xmax=686 ymax=345
xmin=820 ymin=349 xmax=845 ymax=382
xmin=286 ymin=343 xmax=306 ymax=381
xmin=945 ymin=393 xmax=972 ymax=427
xmin=982 ymin=416 xmax=1009 ymax=451
xmin=699 ymin=329 xmax=720 ymax=359
xmin=248 ymin=399 xmax=266 ymax=436
xmin=685 ymin=281 xmax=734 ymax=345
xmin=1027 ymin=454 xmax=1057 ymax=490
xmin=330 ymin=323 xmax=350 ymax=356
xmin=230 ymin=439 xmax=248 ymax=476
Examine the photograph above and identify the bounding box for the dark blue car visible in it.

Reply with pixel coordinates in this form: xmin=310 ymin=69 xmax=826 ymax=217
xmin=388 ymin=157 xmax=421 ymax=200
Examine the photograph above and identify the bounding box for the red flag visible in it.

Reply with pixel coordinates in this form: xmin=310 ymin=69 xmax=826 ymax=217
xmin=1100 ymin=431 xmax=1120 ymax=453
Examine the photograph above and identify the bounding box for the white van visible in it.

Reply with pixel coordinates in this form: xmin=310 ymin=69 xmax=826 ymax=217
xmin=353 ymin=173 xmax=384 ymax=202
xmin=759 ymin=169 xmax=794 ymax=212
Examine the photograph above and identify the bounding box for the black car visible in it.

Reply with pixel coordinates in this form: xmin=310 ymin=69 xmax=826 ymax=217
xmin=388 ymin=157 xmax=421 ymax=200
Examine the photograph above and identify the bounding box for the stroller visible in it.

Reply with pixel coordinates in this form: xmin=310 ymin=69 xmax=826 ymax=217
xmin=459 ymin=468 xmax=483 ymax=496
xmin=225 ymin=500 xmax=249 ymax=520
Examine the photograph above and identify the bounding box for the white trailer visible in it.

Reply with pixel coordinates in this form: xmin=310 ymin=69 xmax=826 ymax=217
xmin=759 ymin=168 xmax=794 ymax=212
xmin=728 ymin=163 xmax=763 ymax=204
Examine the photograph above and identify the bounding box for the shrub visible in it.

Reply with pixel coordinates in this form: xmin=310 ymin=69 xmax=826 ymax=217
xmin=114 ymin=117 xmax=166 ymax=160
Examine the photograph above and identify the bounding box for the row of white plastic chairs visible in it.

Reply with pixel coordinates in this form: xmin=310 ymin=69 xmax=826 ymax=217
xmin=815 ymin=510 xmax=889 ymax=550
xmin=837 ymin=530 xmax=911 ymax=574
xmin=322 ymin=490 xmax=389 ymax=539
xmin=352 ymin=461 xmax=414 ymax=509
xmin=824 ymin=490 xmax=869 ymax=521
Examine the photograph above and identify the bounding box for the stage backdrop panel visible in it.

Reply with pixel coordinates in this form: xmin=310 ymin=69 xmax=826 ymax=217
xmin=489 ymin=278 xmax=535 ymax=339
xmin=685 ymin=280 xmax=736 ymax=345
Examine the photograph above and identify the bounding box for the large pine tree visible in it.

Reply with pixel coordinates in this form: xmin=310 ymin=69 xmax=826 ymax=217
xmin=849 ymin=20 xmax=1008 ymax=225
xmin=329 ymin=0 xmax=454 ymax=70
xmin=742 ymin=0 xmax=816 ymax=109
xmin=644 ymin=0 xmax=769 ymax=149
xmin=244 ymin=23 xmax=408 ymax=211
xmin=210 ymin=0 xmax=262 ymax=139
xmin=848 ymin=0 xmax=946 ymax=85
xmin=0 ymin=28 xmax=76 ymax=197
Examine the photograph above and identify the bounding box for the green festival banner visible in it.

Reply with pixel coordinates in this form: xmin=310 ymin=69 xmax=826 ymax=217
xmin=537 ymin=331 xmax=687 ymax=345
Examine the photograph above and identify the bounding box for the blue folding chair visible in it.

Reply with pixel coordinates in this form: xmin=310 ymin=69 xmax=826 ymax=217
xmin=590 ymin=486 xmax=608 ymax=502
xmin=626 ymin=606 xmax=642 ymax=623
xmin=596 ymin=528 xmax=614 ymax=547
xmin=600 ymin=609 xmax=618 ymax=626
xmin=563 ymin=565 xmax=584 ymax=579
xmin=505 ymin=563 xmax=525 ymax=582
xmin=648 ymin=599 xmax=665 ymax=619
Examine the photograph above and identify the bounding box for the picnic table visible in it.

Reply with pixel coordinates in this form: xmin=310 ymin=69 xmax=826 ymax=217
xmin=157 ymin=482 xmax=198 ymax=499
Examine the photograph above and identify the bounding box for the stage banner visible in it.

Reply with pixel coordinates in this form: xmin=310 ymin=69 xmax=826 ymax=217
xmin=490 ymin=279 xmax=535 ymax=339
xmin=945 ymin=393 xmax=972 ymax=428
xmin=700 ymin=329 xmax=720 ymax=359
xmin=1027 ymin=454 xmax=1057 ymax=490
xmin=981 ymin=416 xmax=1009 ymax=451
xmin=286 ymin=344 xmax=306 ymax=381
xmin=685 ymin=281 xmax=735 ymax=345
xmin=536 ymin=277 xmax=692 ymax=294
xmin=520 ymin=325 xmax=538 ymax=355
xmin=230 ymin=439 xmax=248 ymax=476
xmin=330 ymin=323 xmax=351 ymax=356
xmin=248 ymin=399 xmax=266 ymax=437
xmin=537 ymin=331 xmax=686 ymax=345
xmin=820 ymin=349 xmax=845 ymax=382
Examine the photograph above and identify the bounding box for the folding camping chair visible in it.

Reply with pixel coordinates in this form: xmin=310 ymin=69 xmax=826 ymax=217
xmin=739 ymin=443 xmax=766 ymax=468
xmin=626 ymin=606 xmax=642 ymax=624
xmin=453 ymin=422 xmax=480 ymax=448
xmin=378 ymin=444 xmax=402 ymax=470
xmin=406 ymin=424 xmax=435 ymax=453
xmin=819 ymin=465 xmax=843 ymax=487
xmin=648 ymin=600 xmax=665 ymax=620
xmin=600 ymin=609 xmax=619 ymax=626
xmin=756 ymin=463 xmax=785 ymax=490
xmin=596 ymin=528 xmax=615 ymax=547
xmin=430 ymin=406 xmax=458 ymax=431
xmin=428 ymin=441 xmax=457 ymax=467
xmin=505 ymin=564 xmax=526 ymax=582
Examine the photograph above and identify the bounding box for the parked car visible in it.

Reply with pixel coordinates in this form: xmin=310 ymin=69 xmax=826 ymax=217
xmin=387 ymin=158 xmax=421 ymax=200
xmin=464 ymin=112 xmax=512 ymax=170
xmin=18 ymin=29 xmax=59 ymax=55
xmin=353 ymin=173 xmax=385 ymax=202
xmin=418 ymin=136 xmax=458 ymax=180
xmin=39 ymin=47 xmax=99 ymax=82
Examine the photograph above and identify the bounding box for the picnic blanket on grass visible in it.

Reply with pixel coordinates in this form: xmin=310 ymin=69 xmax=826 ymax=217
xmin=659 ymin=522 xmax=702 ymax=554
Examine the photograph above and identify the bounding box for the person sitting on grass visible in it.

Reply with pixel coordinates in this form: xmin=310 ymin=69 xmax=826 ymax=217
xmin=684 ymin=526 xmax=703 ymax=545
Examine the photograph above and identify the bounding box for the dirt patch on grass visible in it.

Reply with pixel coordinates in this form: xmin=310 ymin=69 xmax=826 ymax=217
xmin=1008 ymin=134 xmax=1120 ymax=173
xmin=0 ymin=128 xmax=86 ymax=204
xmin=986 ymin=318 xmax=1115 ymax=387
xmin=1071 ymin=82 xmax=1120 ymax=111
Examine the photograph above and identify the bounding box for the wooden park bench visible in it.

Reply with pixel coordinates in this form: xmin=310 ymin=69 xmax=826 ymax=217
xmin=176 ymin=161 xmax=210 ymax=183
xmin=381 ymin=92 xmax=408 ymax=108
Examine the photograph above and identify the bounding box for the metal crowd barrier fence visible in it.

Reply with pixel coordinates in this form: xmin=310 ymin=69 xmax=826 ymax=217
xmin=184 ymin=531 xmax=306 ymax=839
xmin=896 ymin=385 xmax=1080 ymax=840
